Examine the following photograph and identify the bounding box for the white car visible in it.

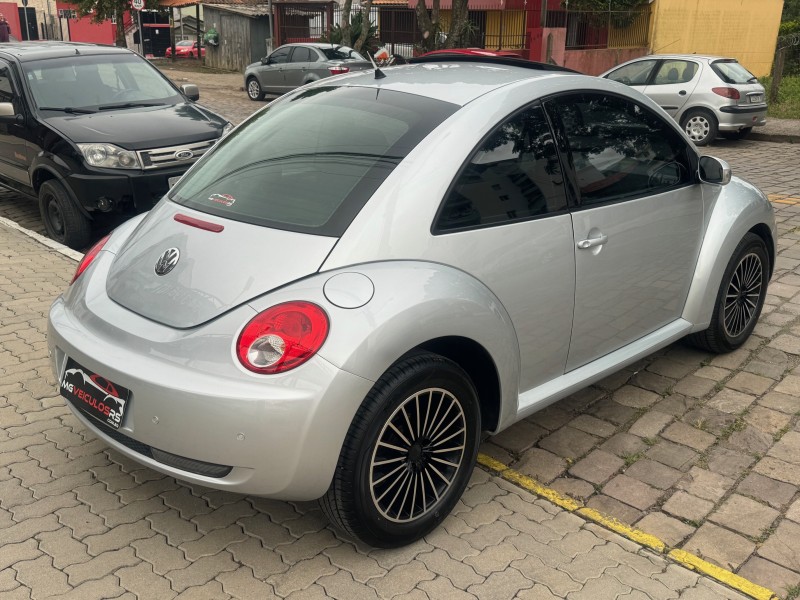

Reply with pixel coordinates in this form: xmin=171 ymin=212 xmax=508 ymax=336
xmin=602 ymin=55 xmax=767 ymax=145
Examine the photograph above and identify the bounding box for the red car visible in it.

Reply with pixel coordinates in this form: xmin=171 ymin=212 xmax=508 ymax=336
xmin=165 ymin=40 xmax=205 ymax=58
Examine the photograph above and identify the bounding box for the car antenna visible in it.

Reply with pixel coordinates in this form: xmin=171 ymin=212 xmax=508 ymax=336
xmin=367 ymin=50 xmax=386 ymax=80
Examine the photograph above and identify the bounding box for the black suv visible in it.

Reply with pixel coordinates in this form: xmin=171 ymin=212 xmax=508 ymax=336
xmin=0 ymin=42 xmax=231 ymax=248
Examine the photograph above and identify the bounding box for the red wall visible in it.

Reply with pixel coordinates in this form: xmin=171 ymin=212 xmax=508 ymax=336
xmin=563 ymin=47 xmax=648 ymax=75
xmin=0 ymin=2 xmax=22 ymax=40
xmin=56 ymin=2 xmax=120 ymax=45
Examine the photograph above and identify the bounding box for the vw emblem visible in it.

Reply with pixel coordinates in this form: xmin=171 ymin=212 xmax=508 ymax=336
xmin=154 ymin=248 xmax=180 ymax=276
xmin=174 ymin=149 xmax=194 ymax=161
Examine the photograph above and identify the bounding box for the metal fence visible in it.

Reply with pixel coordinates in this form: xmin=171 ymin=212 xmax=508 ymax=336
xmin=546 ymin=6 xmax=650 ymax=50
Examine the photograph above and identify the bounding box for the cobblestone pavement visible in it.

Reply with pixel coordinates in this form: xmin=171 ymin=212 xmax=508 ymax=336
xmin=0 ymin=64 xmax=798 ymax=598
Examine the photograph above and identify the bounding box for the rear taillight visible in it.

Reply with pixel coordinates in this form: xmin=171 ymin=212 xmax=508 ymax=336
xmin=712 ymin=87 xmax=740 ymax=100
xmin=70 ymin=234 xmax=110 ymax=285
xmin=328 ymin=66 xmax=350 ymax=75
xmin=236 ymin=301 xmax=329 ymax=374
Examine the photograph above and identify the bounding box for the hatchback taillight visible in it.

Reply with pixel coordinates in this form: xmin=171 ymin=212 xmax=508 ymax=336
xmin=70 ymin=234 xmax=110 ymax=285
xmin=712 ymin=87 xmax=740 ymax=100
xmin=328 ymin=66 xmax=350 ymax=75
xmin=236 ymin=301 xmax=329 ymax=374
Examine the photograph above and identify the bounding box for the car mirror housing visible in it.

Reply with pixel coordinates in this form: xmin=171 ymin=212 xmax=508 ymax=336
xmin=698 ymin=156 xmax=731 ymax=185
xmin=0 ymin=102 xmax=21 ymax=124
xmin=262 ymin=57 xmax=270 ymax=65
xmin=180 ymin=84 xmax=200 ymax=101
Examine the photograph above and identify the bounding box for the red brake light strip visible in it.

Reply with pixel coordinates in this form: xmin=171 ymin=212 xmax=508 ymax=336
xmin=174 ymin=214 xmax=224 ymax=232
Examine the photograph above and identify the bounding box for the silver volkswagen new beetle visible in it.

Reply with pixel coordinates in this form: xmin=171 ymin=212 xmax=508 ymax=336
xmin=48 ymin=56 xmax=775 ymax=547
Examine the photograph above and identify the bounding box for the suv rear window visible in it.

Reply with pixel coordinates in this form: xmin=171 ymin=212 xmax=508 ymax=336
xmin=169 ymin=86 xmax=456 ymax=236
xmin=711 ymin=60 xmax=757 ymax=84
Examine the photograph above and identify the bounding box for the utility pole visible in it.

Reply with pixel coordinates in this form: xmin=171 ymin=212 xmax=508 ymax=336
xmin=21 ymin=0 xmax=30 ymax=40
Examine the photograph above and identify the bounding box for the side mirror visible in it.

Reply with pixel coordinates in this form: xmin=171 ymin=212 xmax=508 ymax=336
xmin=262 ymin=57 xmax=270 ymax=65
xmin=180 ymin=84 xmax=200 ymax=101
xmin=698 ymin=156 xmax=731 ymax=185
xmin=0 ymin=101 xmax=21 ymax=124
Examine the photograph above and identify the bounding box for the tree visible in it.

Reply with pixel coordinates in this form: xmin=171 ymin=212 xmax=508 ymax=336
xmin=324 ymin=10 xmax=379 ymax=53
xmin=72 ymin=0 xmax=160 ymax=48
xmin=413 ymin=0 xmax=470 ymax=53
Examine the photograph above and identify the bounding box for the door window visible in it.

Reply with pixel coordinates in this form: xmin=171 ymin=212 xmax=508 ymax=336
xmin=605 ymin=60 xmax=657 ymax=86
xmin=0 ymin=66 xmax=14 ymax=103
xmin=545 ymin=93 xmax=692 ymax=206
xmin=435 ymin=105 xmax=567 ymax=233
xmin=290 ymin=47 xmax=312 ymax=63
xmin=651 ymin=60 xmax=697 ymax=85
xmin=269 ymin=47 xmax=290 ymax=64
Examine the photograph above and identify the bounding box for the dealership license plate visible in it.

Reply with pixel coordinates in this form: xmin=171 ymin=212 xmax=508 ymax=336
xmin=60 ymin=358 xmax=130 ymax=430
xmin=750 ymin=94 xmax=764 ymax=103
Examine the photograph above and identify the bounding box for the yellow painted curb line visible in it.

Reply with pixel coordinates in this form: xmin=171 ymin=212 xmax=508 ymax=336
xmin=476 ymin=453 xmax=778 ymax=600
xmin=669 ymin=550 xmax=776 ymax=600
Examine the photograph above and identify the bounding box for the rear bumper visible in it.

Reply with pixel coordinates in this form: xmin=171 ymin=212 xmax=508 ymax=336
xmin=47 ymin=254 xmax=374 ymax=499
xmin=717 ymin=104 xmax=767 ymax=131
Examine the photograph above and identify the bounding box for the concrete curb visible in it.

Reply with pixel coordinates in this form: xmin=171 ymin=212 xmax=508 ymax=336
xmin=749 ymin=132 xmax=799 ymax=144
xmin=0 ymin=216 xmax=83 ymax=262
xmin=477 ymin=453 xmax=778 ymax=600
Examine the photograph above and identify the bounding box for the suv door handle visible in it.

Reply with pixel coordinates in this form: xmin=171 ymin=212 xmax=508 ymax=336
xmin=577 ymin=234 xmax=608 ymax=250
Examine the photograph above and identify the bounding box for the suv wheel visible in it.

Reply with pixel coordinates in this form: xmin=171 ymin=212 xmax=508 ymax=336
xmin=681 ymin=108 xmax=718 ymax=146
xmin=39 ymin=180 xmax=91 ymax=250
xmin=320 ymin=353 xmax=481 ymax=547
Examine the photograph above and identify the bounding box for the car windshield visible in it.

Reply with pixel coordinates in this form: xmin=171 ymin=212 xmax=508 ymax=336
xmin=711 ymin=60 xmax=758 ymax=84
xmin=177 ymin=41 xmax=193 ymax=46
xmin=320 ymin=46 xmax=365 ymax=61
xmin=169 ymin=86 xmax=457 ymax=236
xmin=23 ymin=53 xmax=181 ymax=111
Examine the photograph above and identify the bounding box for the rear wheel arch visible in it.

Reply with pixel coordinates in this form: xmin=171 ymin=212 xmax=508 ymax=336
xmin=410 ymin=336 xmax=501 ymax=432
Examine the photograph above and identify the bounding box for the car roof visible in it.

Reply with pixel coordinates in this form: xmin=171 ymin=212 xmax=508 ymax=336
xmin=624 ymin=54 xmax=733 ymax=63
xmin=307 ymin=60 xmax=583 ymax=106
xmin=284 ymin=42 xmax=361 ymax=50
xmin=0 ymin=41 xmax=133 ymax=62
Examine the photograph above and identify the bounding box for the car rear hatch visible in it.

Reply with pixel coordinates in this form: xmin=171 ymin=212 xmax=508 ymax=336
xmin=711 ymin=59 xmax=766 ymax=106
xmin=105 ymin=202 xmax=337 ymax=329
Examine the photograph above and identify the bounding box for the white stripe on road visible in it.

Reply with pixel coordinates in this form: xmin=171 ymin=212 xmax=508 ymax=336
xmin=0 ymin=215 xmax=82 ymax=262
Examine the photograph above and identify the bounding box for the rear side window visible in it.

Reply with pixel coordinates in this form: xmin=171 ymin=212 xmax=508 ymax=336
xmin=435 ymin=105 xmax=567 ymax=233
xmin=711 ymin=60 xmax=757 ymax=84
xmin=290 ymin=47 xmax=312 ymax=62
xmin=652 ymin=60 xmax=697 ymax=85
xmin=170 ymin=86 xmax=457 ymax=236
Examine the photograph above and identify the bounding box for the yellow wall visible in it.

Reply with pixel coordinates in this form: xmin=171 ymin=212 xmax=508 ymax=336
xmin=649 ymin=0 xmax=783 ymax=77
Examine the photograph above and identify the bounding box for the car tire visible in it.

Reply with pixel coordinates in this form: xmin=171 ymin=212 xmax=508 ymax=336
xmin=320 ymin=353 xmax=481 ymax=548
xmin=39 ymin=180 xmax=91 ymax=250
xmin=681 ymin=108 xmax=718 ymax=146
xmin=246 ymin=77 xmax=264 ymax=101
xmin=721 ymin=127 xmax=753 ymax=141
xmin=688 ymin=233 xmax=769 ymax=354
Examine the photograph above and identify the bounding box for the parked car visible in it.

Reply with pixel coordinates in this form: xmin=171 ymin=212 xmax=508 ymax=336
xmin=49 ymin=54 xmax=774 ymax=548
xmin=0 ymin=41 xmax=231 ymax=249
xmin=601 ymin=54 xmax=767 ymax=146
xmin=244 ymin=43 xmax=373 ymax=100
xmin=165 ymin=40 xmax=205 ymax=59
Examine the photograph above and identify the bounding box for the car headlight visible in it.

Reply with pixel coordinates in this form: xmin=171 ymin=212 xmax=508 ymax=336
xmin=77 ymin=143 xmax=141 ymax=170
xmin=222 ymin=122 xmax=234 ymax=136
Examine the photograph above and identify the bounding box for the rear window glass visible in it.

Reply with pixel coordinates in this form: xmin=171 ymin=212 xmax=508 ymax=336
xmin=169 ymin=86 xmax=457 ymax=236
xmin=320 ymin=46 xmax=365 ymax=61
xmin=711 ymin=60 xmax=757 ymax=84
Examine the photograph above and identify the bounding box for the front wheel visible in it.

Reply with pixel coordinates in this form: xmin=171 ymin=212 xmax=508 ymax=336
xmin=688 ymin=233 xmax=769 ymax=353
xmin=320 ymin=353 xmax=481 ymax=547
xmin=681 ymin=108 xmax=718 ymax=146
xmin=38 ymin=180 xmax=91 ymax=250
xmin=246 ymin=77 xmax=264 ymax=101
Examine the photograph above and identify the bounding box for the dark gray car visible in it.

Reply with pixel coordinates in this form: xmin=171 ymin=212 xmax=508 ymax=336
xmin=244 ymin=43 xmax=373 ymax=100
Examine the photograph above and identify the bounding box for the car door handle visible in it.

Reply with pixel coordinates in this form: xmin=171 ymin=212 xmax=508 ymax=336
xmin=576 ymin=234 xmax=608 ymax=250
xmin=679 ymin=90 xmax=687 ymax=96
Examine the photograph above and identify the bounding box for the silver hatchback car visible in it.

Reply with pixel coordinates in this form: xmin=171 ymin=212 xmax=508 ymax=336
xmin=602 ymin=54 xmax=767 ymax=146
xmin=48 ymin=56 xmax=775 ymax=547
xmin=244 ymin=42 xmax=372 ymax=100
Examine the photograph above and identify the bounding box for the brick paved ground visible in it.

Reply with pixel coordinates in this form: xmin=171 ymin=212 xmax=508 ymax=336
xmin=0 ymin=227 xmax=751 ymax=598
xmin=1 ymin=64 xmax=799 ymax=598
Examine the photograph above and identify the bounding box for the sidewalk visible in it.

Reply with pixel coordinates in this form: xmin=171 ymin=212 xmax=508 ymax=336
xmin=751 ymin=118 xmax=800 ymax=143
